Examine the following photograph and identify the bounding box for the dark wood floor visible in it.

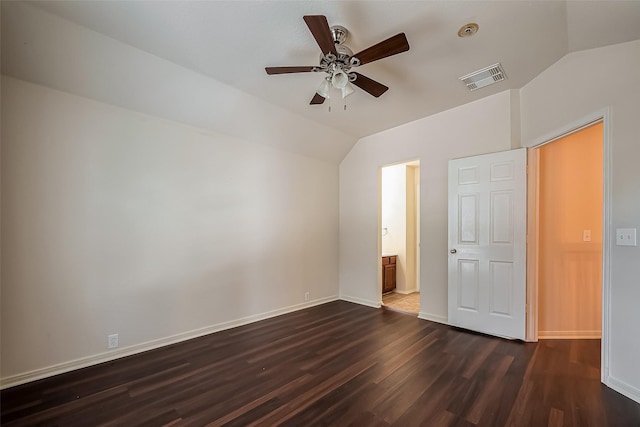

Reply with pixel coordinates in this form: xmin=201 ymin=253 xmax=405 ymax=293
xmin=2 ymin=301 xmax=639 ymax=426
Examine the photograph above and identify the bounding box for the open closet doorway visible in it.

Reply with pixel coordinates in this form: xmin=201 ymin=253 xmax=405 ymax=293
xmin=380 ymin=160 xmax=420 ymax=314
xmin=527 ymin=119 xmax=606 ymax=378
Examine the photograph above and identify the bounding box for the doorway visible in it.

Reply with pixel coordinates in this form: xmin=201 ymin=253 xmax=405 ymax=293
xmin=379 ymin=160 xmax=420 ymax=314
xmin=527 ymin=119 xmax=606 ymax=346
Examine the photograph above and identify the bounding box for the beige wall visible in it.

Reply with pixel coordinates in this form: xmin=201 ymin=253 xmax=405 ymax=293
xmin=1 ymin=2 xmax=351 ymax=386
xmin=1 ymin=77 xmax=340 ymax=383
xmin=538 ymin=123 xmax=603 ymax=338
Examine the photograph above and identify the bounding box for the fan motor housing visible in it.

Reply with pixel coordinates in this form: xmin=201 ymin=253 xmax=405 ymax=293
xmin=320 ymin=26 xmax=355 ymax=69
xmin=330 ymin=25 xmax=349 ymax=45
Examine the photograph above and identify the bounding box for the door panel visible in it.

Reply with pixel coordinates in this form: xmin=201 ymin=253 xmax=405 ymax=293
xmin=448 ymin=148 xmax=526 ymax=340
xmin=458 ymin=259 xmax=479 ymax=311
xmin=459 ymin=194 xmax=479 ymax=244
xmin=489 ymin=261 xmax=513 ymax=316
xmin=490 ymin=191 xmax=513 ymax=243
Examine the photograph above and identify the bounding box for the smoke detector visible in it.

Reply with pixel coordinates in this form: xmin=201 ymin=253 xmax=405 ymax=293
xmin=459 ymin=63 xmax=507 ymax=91
xmin=458 ymin=23 xmax=479 ymax=38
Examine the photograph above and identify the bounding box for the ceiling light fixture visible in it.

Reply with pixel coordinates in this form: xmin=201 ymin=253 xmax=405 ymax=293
xmin=316 ymin=77 xmax=332 ymax=99
xmin=315 ymin=57 xmax=358 ymax=101
xmin=315 ymin=66 xmax=356 ymax=100
xmin=310 ymin=25 xmax=361 ymax=102
xmin=331 ymin=68 xmax=349 ymax=89
xmin=458 ymin=23 xmax=479 ymax=38
xmin=341 ymin=82 xmax=355 ymax=99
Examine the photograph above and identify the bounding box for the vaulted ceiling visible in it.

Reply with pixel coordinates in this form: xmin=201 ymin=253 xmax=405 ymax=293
xmin=17 ymin=1 xmax=640 ymax=139
xmin=28 ymin=1 xmax=640 ymax=137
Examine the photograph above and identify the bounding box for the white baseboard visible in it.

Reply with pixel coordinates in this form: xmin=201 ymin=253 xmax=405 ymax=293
xmin=538 ymin=330 xmax=601 ymax=339
xmin=606 ymin=376 xmax=640 ymax=404
xmin=339 ymin=294 xmax=381 ymax=309
xmin=418 ymin=311 xmax=448 ymax=325
xmin=0 ymin=295 xmax=339 ymax=390
xmin=393 ymin=288 xmax=418 ymax=295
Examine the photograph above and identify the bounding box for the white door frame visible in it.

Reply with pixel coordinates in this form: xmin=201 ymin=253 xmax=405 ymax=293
xmin=378 ymin=158 xmax=421 ymax=305
xmin=525 ymin=108 xmax=611 ymax=384
xmin=415 ymin=177 xmax=420 ymax=292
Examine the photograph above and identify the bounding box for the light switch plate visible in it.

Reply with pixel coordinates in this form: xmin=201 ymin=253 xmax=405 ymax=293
xmin=616 ymin=228 xmax=637 ymax=246
xmin=582 ymin=229 xmax=591 ymax=242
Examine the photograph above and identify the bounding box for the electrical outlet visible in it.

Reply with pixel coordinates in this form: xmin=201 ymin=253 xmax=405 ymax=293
xmin=616 ymin=228 xmax=637 ymax=247
xmin=108 ymin=334 xmax=119 ymax=349
xmin=304 ymin=292 xmax=310 ymax=302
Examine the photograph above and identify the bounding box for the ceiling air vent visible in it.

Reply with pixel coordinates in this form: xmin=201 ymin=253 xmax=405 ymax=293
xmin=459 ymin=63 xmax=506 ymax=91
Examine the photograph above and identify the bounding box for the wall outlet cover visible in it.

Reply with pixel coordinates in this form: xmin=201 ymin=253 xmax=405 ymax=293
xmin=615 ymin=228 xmax=637 ymax=246
xmin=108 ymin=334 xmax=119 ymax=349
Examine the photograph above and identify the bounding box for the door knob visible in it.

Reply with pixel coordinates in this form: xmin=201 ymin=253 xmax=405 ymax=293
xmin=450 ymin=249 xmax=457 ymax=254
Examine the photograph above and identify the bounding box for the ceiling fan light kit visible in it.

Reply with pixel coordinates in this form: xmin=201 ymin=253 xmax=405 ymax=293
xmin=317 ymin=77 xmax=332 ymax=99
xmin=341 ymin=83 xmax=355 ymax=99
xmin=265 ymin=15 xmax=409 ymax=106
xmin=331 ymin=68 xmax=349 ymax=89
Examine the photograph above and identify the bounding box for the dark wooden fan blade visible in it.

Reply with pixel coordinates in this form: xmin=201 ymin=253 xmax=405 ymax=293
xmin=353 ymin=33 xmax=409 ymax=66
xmin=310 ymin=93 xmax=326 ymax=105
xmin=352 ymin=72 xmax=389 ymax=97
xmin=265 ymin=66 xmax=315 ymax=75
xmin=303 ymin=15 xmax=337 ymax=56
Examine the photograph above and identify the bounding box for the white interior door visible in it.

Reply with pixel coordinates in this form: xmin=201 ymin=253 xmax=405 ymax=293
xmin=448 ymin=148 xmax=527 ymax=340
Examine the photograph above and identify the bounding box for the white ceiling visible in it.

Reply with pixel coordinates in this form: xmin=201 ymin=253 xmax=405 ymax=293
xmin=27 ymin=1 xmax=640 ymax=139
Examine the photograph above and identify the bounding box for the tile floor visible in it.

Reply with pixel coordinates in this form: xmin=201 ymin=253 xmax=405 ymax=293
xmin=382 ymin=291 xmax=420 ymax=313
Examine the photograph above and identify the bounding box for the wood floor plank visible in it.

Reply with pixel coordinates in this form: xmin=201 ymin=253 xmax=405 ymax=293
xmin=392 ymin=370 xmax=466 ymax=427
xmin=548 ymin=407 xmax=564 ymax=427
xmin=2 ymin=301 xmax=640 ymax=426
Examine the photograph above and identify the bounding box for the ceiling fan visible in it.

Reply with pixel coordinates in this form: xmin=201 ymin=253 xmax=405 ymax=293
xmin=265 ymin=15 xmax=410 ymax=105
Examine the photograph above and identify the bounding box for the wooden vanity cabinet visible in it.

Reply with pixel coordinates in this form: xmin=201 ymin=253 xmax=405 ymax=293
xmin=382 ymin=255 xmax=396 ymax=294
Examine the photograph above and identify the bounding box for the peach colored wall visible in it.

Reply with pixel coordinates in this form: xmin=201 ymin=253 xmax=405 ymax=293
xmin=538 ymin=122 xmax=603 ymax=337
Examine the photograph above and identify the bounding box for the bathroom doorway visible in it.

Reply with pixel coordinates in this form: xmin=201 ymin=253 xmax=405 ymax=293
xmin=380 ymin=160 xmax=420 ymax=314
